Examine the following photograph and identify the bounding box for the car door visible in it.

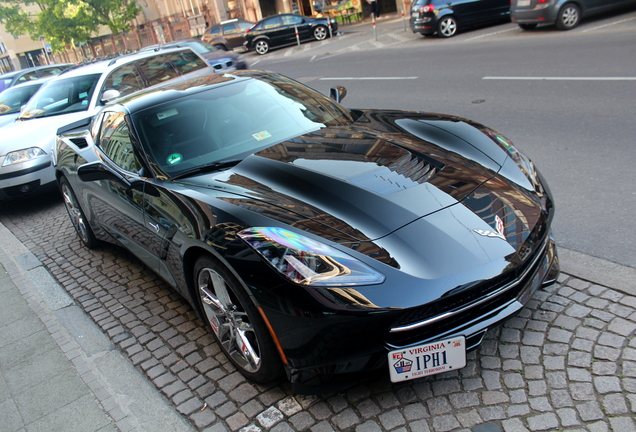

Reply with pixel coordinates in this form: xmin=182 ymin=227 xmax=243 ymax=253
xmin=86 ymin=110 xmax=158 ymax=268
xmin=259 ymin=16 xmax=288 ymax=47
xmin=282 ymin=14 xmax=311 ymax=41
xmin=222 ymin=22 xmax=244 ymax=49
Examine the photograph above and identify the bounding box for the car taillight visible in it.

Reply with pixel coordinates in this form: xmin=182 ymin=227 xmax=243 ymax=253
xmin=419 ymin=4 xmax=435 ymax=13
xmin=538 ymin=0 xmax=549 ymax=3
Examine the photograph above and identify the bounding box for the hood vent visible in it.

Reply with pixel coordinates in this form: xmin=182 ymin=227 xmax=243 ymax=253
xmin=347 ymin=153 xmax=439 ymax=196
xmin=69 ymin=137 xmax=89 ymax=148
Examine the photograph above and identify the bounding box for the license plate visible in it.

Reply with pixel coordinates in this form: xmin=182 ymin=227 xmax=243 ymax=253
xmin=388 ymin=336 xmax=466 ymax=383
xmin=411 ymin=12 xmax=419 ymax=18
xmin=517 ymin=0 xmax=531 ymax=6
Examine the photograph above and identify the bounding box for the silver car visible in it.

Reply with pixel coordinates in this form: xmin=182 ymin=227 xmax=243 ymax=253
xmin=511 ymin=0 xmax=636 ymax=30
xmin=0 ymin=48 xmax=211 ymax=199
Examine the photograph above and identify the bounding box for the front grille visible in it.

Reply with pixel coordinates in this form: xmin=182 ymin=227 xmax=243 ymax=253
xmin=387 ymin=232 xmax=549 ymax=347
xmin=3 ymin=180 xmax=41 ymax=198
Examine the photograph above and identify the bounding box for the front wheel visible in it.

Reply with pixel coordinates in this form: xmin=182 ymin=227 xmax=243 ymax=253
xmin=518 ymin=23 xmax=538 ymax=30
xmin=195 ymin=256 xmax=282 ymax=383
xmin=437 ymin=16 xmax=458 ymax=38
xmin=254 ymin=39 xmax=270 ymax=55
xmin=60 ymin=176 xmax=99 ymax=249
xmin=556 ymin=3 xmax=580 ymax=30
xmin=314 ymin=25 xmax=328 ymax=41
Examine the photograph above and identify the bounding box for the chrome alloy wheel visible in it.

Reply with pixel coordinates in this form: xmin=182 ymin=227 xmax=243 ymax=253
xmin=314 ymin=25 xmax=328 ymax=40
xmin=560 ymin=5 xmax=579 ymax=28
xmin=198 ymin=267 xmax=262 ymax=373
xmin=61 ymin=181 xmax=91 ymax=245
xmin=438 ymin=16 xmax=457 ymax=37
xmin=254 ymin=40 xmax=269 ymax=55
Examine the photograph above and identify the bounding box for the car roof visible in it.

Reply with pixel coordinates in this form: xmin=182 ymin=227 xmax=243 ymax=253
xmin=0 ymin=64 xmax=71 ymax=80
xmin=50 ymin=47 xmax=201 ymax=80
xmin=10 ymin=76 xmax=55 ymax=88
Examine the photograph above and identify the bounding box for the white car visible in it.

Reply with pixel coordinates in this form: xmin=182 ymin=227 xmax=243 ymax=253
xmin=0 ymin=47 xmax=212 ymax=199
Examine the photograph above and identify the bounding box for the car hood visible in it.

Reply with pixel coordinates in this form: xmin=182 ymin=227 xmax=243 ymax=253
xmin=0 ymin=113 xmax=19 ymax=129
xmin=0 ymin=111 xmax=90 ymax=154
xmin=179 ymin=111 xmax=550 ymax=255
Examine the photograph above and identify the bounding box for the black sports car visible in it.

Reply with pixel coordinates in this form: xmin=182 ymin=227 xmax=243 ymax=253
xmin=243 ymin=14 xmax=338 ymax=55
xmin=54 ymin=70 xmax=559 ymax=393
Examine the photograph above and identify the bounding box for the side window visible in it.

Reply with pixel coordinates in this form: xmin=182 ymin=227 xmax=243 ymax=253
xmin=263 ymin=17 xmax=282 ymax=29
xmin=282 ymin=15 xmax=303 ymax=25
xmin=40 ymin=68 xmax=62 ymax=77
xmin=222 ymin=24 xmax=238 ymax=34
xmin=103 ymin=64 xmax=144 ymax=98
xmin=209 ymin=27 xmax=221 ymax=35
xmin=17 ymin=71 xmax=39 ymax=83
xmin=165 ymin=51 xmax=207 ymax=75
xmin=98 ymin=111 xmax=141 ymax=173
xmin=136 ymin=55 xmax=178 ymax=86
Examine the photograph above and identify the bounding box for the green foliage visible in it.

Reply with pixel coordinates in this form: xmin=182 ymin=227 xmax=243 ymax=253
xmin=0 ymin=0 xmax=141 ymax=50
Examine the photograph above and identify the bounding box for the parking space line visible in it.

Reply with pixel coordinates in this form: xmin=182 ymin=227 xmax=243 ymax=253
xmin=319 ymin=77 xmax=418 ymax=80
xmin=583 ymin=16 xmax=636 ymax=32
xmin=483 ymin=76 xmax=636 ymax=81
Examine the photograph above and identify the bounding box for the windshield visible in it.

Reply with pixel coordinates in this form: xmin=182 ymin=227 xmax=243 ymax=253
xmin=133 ymin=74 xmax=353 ymax=178
xmin=19 ymin=74 xmax=100 ymax=119
xmin=0 ymin=82 xmax=44 ymax=116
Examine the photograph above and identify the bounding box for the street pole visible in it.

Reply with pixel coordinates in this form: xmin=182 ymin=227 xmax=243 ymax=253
xmin=373 ymin=13 xmax=377 ymax=41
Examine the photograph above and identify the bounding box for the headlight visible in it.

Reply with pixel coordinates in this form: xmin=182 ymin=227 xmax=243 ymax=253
xmin=2 ymin=147 xmax=47 ymax=166
xmin=238 ymin=227 xmax=386 ymax=286
xmin=487 ymin=130 xmax=540 ymax=188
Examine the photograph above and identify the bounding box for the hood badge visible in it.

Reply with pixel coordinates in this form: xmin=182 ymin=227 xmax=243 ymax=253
xmin=475 ymin=215 xmax=506 ymax=241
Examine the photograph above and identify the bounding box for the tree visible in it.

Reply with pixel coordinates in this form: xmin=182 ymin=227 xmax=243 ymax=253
xmin=0 ymin=0 xmax=141 ymax=50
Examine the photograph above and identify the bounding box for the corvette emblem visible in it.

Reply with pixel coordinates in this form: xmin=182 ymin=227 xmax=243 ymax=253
xmin=475 ymin=215 xmax=506 ymax=241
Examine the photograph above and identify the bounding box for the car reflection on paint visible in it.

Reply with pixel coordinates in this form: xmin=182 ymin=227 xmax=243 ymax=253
xmin=54 ymin=69 xmax=559 ymax=393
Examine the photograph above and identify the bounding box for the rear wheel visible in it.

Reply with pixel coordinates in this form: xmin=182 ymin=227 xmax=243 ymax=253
xmin=195 ymin=256 xmax=282 ymax=383
xmin=254 ymin=39 xmax=269 ymax=55
xmin=518 ymin=23 xmax=538 ymax=30
xmin=60 ymin=177 xmax=99 ymax=249
xmin=556 ymin=3 xmax=580 ymax=30
xmin=314 ymin=25 xmax=328 ymax=40
xmin=437 ymin=16 xmax=458 ymax=38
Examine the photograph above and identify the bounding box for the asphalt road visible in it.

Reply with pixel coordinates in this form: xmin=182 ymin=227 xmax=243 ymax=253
xmin=245 ymin=10 xmax=636 ymax=269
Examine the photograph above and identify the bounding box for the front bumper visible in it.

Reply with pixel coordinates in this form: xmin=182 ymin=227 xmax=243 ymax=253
xmin=279 ymin=234 xmax=559 ymax=393
xmin=0 ymin=155 xmax=56 ymax=199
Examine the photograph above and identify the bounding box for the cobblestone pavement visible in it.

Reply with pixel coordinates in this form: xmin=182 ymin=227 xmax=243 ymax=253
xmin=2 ymin=193 xmax=636 ymax=432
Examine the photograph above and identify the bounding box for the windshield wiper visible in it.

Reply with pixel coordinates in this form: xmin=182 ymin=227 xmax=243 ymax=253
xmin=170 ymin=160 xmax=242 ymax=180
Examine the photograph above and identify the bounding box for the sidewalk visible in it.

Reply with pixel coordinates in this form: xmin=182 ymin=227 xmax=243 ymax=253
xmin=0 ymin=222 xmax=194 ymax=432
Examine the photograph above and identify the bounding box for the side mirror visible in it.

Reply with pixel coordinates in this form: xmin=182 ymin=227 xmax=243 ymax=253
xmin=329 ymin=86 xmax=347 ymax=103
xmin=101 ymin=89 xmax=121 ymax=104
xmin=78 ymin=161 xmax=129 ymax=184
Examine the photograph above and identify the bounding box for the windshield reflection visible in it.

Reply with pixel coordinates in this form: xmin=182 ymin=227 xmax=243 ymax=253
xmin=19 ymin=74 xmax=101 ymax=119
xmin=134 ymin=74 xmax=353 ymax=178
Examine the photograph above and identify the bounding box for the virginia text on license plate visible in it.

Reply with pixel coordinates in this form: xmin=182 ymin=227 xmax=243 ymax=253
xmin=388 ymin=336 xmax=466 ymax=383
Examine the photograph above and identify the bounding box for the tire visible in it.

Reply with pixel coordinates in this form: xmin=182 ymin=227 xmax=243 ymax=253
xmin=556 ymin=3 xmax=580 ymax=30
xmin=60 ymin=176 xmax=99 ymax=249
xmin=254 ymin=39 xmax=269 ymax=55
xmin=194 ymin=256 xmax=282 ymax=383
xmin=518 ymin=23 xmax=538 ymax=30
xmin=437 ymin=15 xmax=458 ymax=38
xmin=313 ymin=25 xmax=328 ymax=41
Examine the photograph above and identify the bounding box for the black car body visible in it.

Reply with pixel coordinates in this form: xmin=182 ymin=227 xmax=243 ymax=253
xmin=201 ymin=18 xmax=255 ymax=51
xmin=243 ymin=14 xmax=338 ymax=54
xmin=54 ymin=70 xmax=559 ymax=393
xmin=410 ymin=0 xmax=510 ymax=37
xmin=511 ymin=0 xmax=636 ymax=30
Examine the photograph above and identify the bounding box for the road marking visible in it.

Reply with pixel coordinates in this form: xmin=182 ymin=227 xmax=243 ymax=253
xmin=319 ymin=77 xmax=418 ymax=80
xmin=465 ymin=28 xmax=517 ymax=41
xmin=583 ymin=16 xmax=636 ymax=32
xmin=483 ymin=76 xmax=636 ymax=81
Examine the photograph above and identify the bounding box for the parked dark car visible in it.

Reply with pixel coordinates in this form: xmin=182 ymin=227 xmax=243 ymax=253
xmin=55 ymin=69 xmax=558 ymax=393
xmin=410 ymin=0 xmax=510 ymax=37
xmin=0 ymin=64 xmax=72 ymax=93
xmin=511 ymin=0 xmax=636 ymax=30
xmin=201 ymin=18 xmax=255 ymax=51
xmin=244 ymin=14 xmax=338 ymax=54
xmin=140 ymin=39 xmax=247 ymax=72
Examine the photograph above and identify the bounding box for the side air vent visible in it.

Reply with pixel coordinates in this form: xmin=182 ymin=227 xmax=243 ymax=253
xmin=69 ymin=137 xmax=89 ymax=148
